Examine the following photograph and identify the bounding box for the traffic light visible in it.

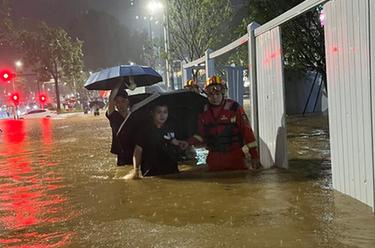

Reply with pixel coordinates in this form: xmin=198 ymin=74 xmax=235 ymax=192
xmin=39 ymin=94 xmax=47 ymax=104
xmin=1 ymin=69 xmax=15 ymax=82
xmin=10 ymin=92 xmax=20 ymax=105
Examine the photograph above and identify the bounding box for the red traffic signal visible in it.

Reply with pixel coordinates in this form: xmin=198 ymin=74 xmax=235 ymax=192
xmin=1 ymin=69 xmax=15 ymax=81
xmin=39 ymin=94 xmax=47 ymax=103
xmin=10 ymin=92 xmax=20 ymax=105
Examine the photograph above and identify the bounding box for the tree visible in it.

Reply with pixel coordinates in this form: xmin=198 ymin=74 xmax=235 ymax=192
xmin=19 ymin=22 xmax=84 ymax=112
xmin=167 ymin=0 xmax=232 ymax=63
xmin=0 ymin=0 xmax=16 ymax=47
xmin=236 ymin=0 xmax=326 ymax=89
xmin=143 ymin=37 xmax=164 ymax=71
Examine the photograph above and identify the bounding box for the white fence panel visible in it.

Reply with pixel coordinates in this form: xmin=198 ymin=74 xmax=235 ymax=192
xmin=325 ymin=0 xmax=374 ymax=209
xmin=256 ymin=27 xmax=288 ymax=169
xmin=370 ymin=0 xmax=375 ymax=210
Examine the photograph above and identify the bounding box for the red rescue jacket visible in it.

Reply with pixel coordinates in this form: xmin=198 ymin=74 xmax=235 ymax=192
xmin=190 ymin=99 xmax=259 ymax=159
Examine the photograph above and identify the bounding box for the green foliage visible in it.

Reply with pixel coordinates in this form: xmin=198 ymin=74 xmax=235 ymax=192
xmin=168 ymin=0 xmax=232 ymax=62
xmin=234 ymin=0 xmax=325 ymax=79
xmin=19 ymin=22 xmax=84 ymax=111
xmin=142 ymin=37 xmax=164 ymax=72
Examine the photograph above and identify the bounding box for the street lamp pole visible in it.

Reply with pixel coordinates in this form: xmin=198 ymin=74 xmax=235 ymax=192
xmin=148 ymin=16 xmax=153 ymax=44
xmin=162 ymin=0 xmax=172 ymax=89
xmin=14 ymin=60 xmax=23 ymax=91
xmin=147 ymin=0 xmax=171 ymax=89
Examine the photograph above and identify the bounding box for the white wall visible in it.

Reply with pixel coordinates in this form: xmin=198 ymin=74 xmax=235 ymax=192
xmin=324 ymin=0 xmax=374 ymax=209
xmin=370 ymin=0 xmax=375 ymax=211
xmin=256 ymin=27 xmax=288 ymax=169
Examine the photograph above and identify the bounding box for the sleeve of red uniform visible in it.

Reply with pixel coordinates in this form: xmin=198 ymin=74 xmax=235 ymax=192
xmin=236 ymin=106 xmax=259 ymax=159
xmin=187 ymin=113 xmax=205 ymax=146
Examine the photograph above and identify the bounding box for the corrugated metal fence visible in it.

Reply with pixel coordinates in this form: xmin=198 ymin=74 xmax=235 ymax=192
xmin=182 ymin=0 xmax=375 ymax=211
xmin=325 ymin=0 xmax=375 ymax=208
xmin=256 ymin=27 xmax=288 ymax=169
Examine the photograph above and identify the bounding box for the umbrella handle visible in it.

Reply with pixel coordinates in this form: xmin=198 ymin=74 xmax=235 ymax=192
xmin=125 ymin=76 xmax=137 ymax=91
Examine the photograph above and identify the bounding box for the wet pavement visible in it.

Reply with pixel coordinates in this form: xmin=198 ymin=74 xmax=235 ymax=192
xmin=0 ymin=113 xmax=374 ymax=247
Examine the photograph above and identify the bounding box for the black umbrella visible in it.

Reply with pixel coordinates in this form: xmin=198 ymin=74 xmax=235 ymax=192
xmin=128 ymin=93 xmax=152 ymax=107
xmin=84 ymin=65 xmax=163 ymax=90
xmin=117 ymin=90 xmax=208 ymax=150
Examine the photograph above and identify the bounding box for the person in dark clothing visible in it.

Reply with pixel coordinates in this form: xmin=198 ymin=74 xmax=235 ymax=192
xmin=106 ymin=86 xmax=133 ymax=166
xmin=124 ymin=104 xmax=188 ymax=179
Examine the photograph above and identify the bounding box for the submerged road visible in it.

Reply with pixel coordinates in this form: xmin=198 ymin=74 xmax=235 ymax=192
xmin=0 ymin=113 xmax=374 ymax=247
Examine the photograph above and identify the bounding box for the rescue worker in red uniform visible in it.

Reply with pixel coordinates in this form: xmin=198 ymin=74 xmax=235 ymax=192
xmin=186 ymin=75 xmax=260 ymax=171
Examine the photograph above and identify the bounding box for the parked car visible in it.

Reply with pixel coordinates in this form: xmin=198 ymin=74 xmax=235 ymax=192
xmin=20 ymin=109 xmax=57 ymax=119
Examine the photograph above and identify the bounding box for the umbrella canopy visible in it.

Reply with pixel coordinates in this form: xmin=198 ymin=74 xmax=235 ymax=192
xmin=128 ymin=93 xmax=152 ymax=107
xmin=84 ymin=65 xmax=163 ymax=90
xmin=117 ymin=90 xmax=208 ymax=150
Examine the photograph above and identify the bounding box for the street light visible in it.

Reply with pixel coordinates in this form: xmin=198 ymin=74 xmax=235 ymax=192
xmin=15 ymin=60 xmax=23 ymax=68
xmin=146 ymin=0 xmax=171 ymax=89
xmin=147 ymin=1 xmax=163 ymax=15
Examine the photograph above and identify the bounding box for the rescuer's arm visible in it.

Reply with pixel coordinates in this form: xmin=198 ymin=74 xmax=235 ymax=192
xmin=186 ymin=114 xmax=205 ymax=147
xmin=236 ymin=107 xmax=261 ymax=170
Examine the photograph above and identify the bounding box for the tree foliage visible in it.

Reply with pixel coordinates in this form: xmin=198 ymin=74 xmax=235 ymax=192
xmin=236 ymin=0 xmax=325 ymax=83
xmin=19 ymin=22 xmax=84 ymax=111
xmin=142 ymin=37 xmax=164 ymax=71
xmin=168 ymin=0 xmax=232 ymax=62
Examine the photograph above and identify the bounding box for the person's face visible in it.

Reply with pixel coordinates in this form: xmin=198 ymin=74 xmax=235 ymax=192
xmin=152 ymin=106 xmax=168 ymax=126
xmin=207 ymin=87 xmax=224 ymax=106
xmin=115 ymin=96 xmax=129 ymax=112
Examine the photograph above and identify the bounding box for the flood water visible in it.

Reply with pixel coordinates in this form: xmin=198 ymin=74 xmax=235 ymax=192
xmin=0 ymin=113 xmax=375 ymax=247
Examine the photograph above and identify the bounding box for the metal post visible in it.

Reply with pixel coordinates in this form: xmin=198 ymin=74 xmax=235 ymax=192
xmin=247 ymin=22 xmax=261 ymax=141
xmin=183 ymin=66 xmax=193 ymax=82
xmin=148 ymin=16 xmax=153 ymax=43
xmin=205 ymin=49 xmax=215 ymax=80
xmin=14 ymin=105 xmax=19 ymax=119
xmin=181 ymin=61 xmax=185 ymax=84
xmin=163 ymin=1 xmax=171 ymax=89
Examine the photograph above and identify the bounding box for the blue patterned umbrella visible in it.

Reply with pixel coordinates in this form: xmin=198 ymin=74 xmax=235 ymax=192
xmin=84 ymin=65 xmax=163 ymax=90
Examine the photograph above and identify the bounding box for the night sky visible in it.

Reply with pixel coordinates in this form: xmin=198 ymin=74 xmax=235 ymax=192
xmin=10 ymin=0 xmax=162 ymax=33
xmin=3 ymin=0 xmax=165 ymax=70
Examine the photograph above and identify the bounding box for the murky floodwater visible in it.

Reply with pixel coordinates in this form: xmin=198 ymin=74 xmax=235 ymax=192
xmin=0 ymin=113 xmax=374 ymax=248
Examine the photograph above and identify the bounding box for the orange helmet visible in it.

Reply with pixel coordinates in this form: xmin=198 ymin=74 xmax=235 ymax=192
xmin=184 ymin=79 xmax=198 ymax=88
xmin=204 ymin=75 xmax=227 ymax=94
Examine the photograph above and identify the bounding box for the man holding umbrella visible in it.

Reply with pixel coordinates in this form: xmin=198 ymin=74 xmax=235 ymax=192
xmin=185 ymin=75 xmax=261 ymax=171
xmin=84 ymin=64 xmax=165 ymax=166
xmin=106 ymin=85 xmax=132 ymax=166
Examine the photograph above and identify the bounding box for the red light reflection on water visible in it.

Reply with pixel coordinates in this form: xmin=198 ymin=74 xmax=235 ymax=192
xmin=0 ymin=119 xmax=76 ymax=247
xmin=41 ymin=118 xmax=52 ymax=146
xmin=2 ymin=119 xmax=26 ymax=145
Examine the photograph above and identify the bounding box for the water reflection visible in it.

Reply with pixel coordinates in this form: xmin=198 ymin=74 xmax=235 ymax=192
xmin=41 ymin=118 xmax=53 ymax=147
xmin=0 ymin=119 xmax=76 ymax=247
